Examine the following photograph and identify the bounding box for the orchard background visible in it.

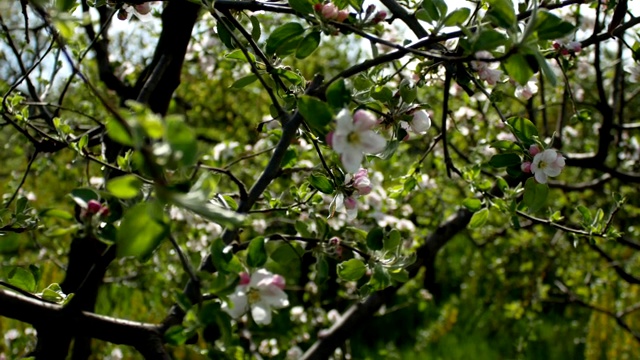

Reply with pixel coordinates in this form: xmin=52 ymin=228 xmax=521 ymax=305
xmin=1 ymin=0 xmax=640 ymax=358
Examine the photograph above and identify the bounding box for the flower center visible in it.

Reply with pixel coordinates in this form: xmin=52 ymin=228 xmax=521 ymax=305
xmin=247 ymin=288 xmax=261 ymax=304
xmin=538 ymin=160 xmax=548 ymax=170
xmin=347 ymin=131 xmax=360 ymax=144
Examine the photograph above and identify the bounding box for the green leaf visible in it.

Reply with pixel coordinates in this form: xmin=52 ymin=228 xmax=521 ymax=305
xmin=376 ymin=140 xmax=399 ymax=160
xmin=296 ymin=31 xmax=321 ymax=59
xmin=468 ymin=208 xmax=489 ymax=229
xmin=577 ymin=205 xmax=592 ymax=224
xmin=247 ymin=236 xmax=268 ymax=268
xmin=39 ymin=208 xmax=74 ymax=220
xmin=366 ymin=226 xmax=384 ymax=251
xmin=166 ymin=116 xmax=198 ymax=168
xmin=297 ymin=95 xmax=333 ymax=131
xmin=210 ymin=237 xmax=244 ymax=274
xmin=217 ymin=18 xmax=235 ymax=49
xmin=486 ymin=0 xmax=516 ymax=30
xmin=116 ymin=202 xmax=169 ymax=261
xmin=523 ymin=177 xmax=548 ymax=213
xmin=308 ymin=173 xmax=334 ymax=194
xmin=488 ymin=153 xmax=521 ymax=168
xmin=266 ymin=23 xmax=305 ymax=55
xmin=288 ymin=0 xmax=313 ymax=14
xmin=504 ymin=53 xmax=534 ymax=86
xmin=507 ymin=116 xmax=539 ymax=146
xmin=167 ymin=191 xmax=245 ymax=227
xmin=337 ymin=258 xmax=367 ymax=281
xmin=250 ymin=15 xmax=261 ymax=42
xmin=444 ymin=8 xmax=470 ymax=26
xmin=533 ymin=10 xmax=576 ymax=40
xmin=230 ymin=74 xmax=259 ymax=89
xmin=315 ymin=255 xmax=330 ymax=284
xmin=490 ymin=140 xmax=520 ymax=152
xmin=106 ymin=119 xmax=133 ymax=146
xmin=369 ymin=264 xmax=391 ymax=290
xmin=326 ymin=79 xmax=351 ymax=109
xmin=472 ymin=28 xmax=509 ymax=52
xmin=370 ymin=86 xmax=393 ymax=102
xmin=225 ymin=49 xmax=257 ymax=63
xmin=462 ymin=198 xmax=483 ymax=212
xmin=421 ymin=0 xmax=447 ymax=23
xmin=8 ymin=267 xmax=36 ymax=292
xmin=384 ymin=229 xmax=402 ymax=250
xmin=534 ymin=51 xmax=557 ymax=87
xmin=57 ymin=0 xmax=77 ymax=12
xmin=69 ymin=188 xmax=99 ymax=209
xmin=106 ymin=175 xmax=142 ymax=199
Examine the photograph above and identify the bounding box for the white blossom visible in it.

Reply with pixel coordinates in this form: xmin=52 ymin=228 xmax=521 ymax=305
xmin=222 ymin=269 xmax=289 ymax=325
xmin=531 ymin=149 xmax=565 ymax=183
xmin=331 ymin=109 xmax=386 ymax=173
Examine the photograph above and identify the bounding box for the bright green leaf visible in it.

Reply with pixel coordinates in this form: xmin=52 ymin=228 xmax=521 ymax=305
xmin=230 ymin=74 xmax=259 ymax=89
xmin=116 ymin=202 xmax=169 ymax=261
xmin=296 ymin=31 xmax=321 ymax=59
xmin=523 ymin=177 xmax=548 ymax=213
xmin=106 ymin=175 xmax=142 ymax=199
xmin=337 ymin=258 xmax=367 ymax=281
xmin=308 ymin=173 xmax=334 ymax=194
xmin=468 ymin=208 xmax=489 ymax=229
xmin=247 ymin=236 xmax=268 ymax=268
xmin=266 ymin=23 xmax=305 ymax=55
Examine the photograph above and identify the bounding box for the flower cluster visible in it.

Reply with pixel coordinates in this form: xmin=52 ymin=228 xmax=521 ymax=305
xmin=471 ymin=51 xmax=503 ymax=85
xmin=553 ymin=40 xmax=582 ymax=55
xmin=82 ymin=199 xmax=109 ymax=219
xmin=314 ymin=3 xmax=349 ymax=22
xmin=336 ymin=168 xmax=374 ymax=220
xmin=222 ymin=269 xmax=289 ymax=326
xmin=521 ymin=145 xmax=565 ymax=183
xmin=328 ymin=109 xmax=386 ymax=173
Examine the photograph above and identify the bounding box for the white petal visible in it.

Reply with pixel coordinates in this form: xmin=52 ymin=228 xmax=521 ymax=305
xmin=540 ymin=149 xmax=558 ymax=163
xmin=346 ymin=206 xmax=358 ymax=220
xmin=353 ymin=110 xmax=378 ymax=131
xmin=544 ymin=166 xmax=562 ymax=177
xmin=335 ymin=109 xmax=354 ymax=132
xmin=331 ymin=133 xmax=349 ymax=153
xmin=222 ymin=291 xmax=248 ymax=319
xmin=359 ymin=131 xmax=386 ymax=154
xmin=251 ymin=303 xmax=272 ymax=325
xmin=341 ymin=151 xmax=364 ymax=173
xmin=534 ymin=170 xmax=547 ymax=184
xmin=250 ymin=269 xmax=273 ymax=287
xmin=555 ymin=155 xmax=565 ymax=167
xmin=259 ymin=287 xmax=290 ymax=309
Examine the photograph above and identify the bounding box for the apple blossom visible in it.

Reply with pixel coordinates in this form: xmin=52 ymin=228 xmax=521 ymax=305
xmin=331 ymin=109 xmax=386 ymax=173
xmin=410 ymin=110 xmax=431 ymax=134
xmin=352 ymin=168 xmax=373 ymax=195
xmin=521 ymin=161 xmax=532 ymax=173
xmin=222 ymin=269 xmax=289 ymax=326
xmin=471 ymin=51 xmax=503 ymax=85
xmin=321 ymin=3 xmax=339 ymax=20
xmin=515 ymin=79 xmax=538 ymax=101
xmin=121 ymin=2 xmax=154 ymax=21
xmin=530 ymin=149 xmax=565 ymax=183
xmin=529 ymin=144 xmax=540 ymax=156
xmin=336 ymin=10 xmax=349 ymax=22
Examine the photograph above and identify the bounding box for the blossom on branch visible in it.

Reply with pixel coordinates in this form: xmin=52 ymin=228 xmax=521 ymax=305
xmin=331 ymin=109 xmax=386 ymax=173
xmin=515 ymin=79 xmax=539 ymax=101
xmin=471 ymin=51 xmax=503 ymax=85
xmin=530 ymin=149 xmax=565 ymax=183
xmin=222 ymin=269 xmax=289 ymax=326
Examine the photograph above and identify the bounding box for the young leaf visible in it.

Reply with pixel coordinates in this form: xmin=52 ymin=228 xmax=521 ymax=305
xmin=337 ymin=258 xmax=367 ymax=281
xmin=523 ymin=177 xmax=548 ymax=213
xmin=230 ymin=74 xmax=259 ymax=89
xmin=533 ymin=10 xmax=575 ymax=40
xmin=507 ymin=117 xmax=538 ymax=146
xmin=444 ymin=8 xmax=470 ymax=26
xmin=326 ymin=79 xmax=351 ymax=109
xmin=247 ymin=236 xmax=268 ymax=268
xmin=504 ymin=54 xmax=534 ymax=86
xmin=106 ymin=175 xmax=142 ymax=199
xmin=116 ymin=202 xmax=169 ymax=261
xmin=468 ymin=208 xmax=489 ymax=229
xmin=486 ymin=0 xmax=516 ymax=30
xmin=308 ymin=173 xmax=335 ymax=194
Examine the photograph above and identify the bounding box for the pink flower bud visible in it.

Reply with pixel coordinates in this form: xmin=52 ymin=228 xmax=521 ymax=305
xmin=372 ymin=11 xmax=387 ymax=24
xmin=98 ymin=205 xmax=110 ymax=217
xmin=410 ymin=110 xmax=431 ymax=134
xmin=134 ymin=3 xmax=151 ymax=15
xmin=561 ymin=48 xmax=570 ymax=56
xmin=239 ymin=272 xmax=251 ymax=285
xmin=326 ymin=131 xmax=334 ymax=147
xmin=521 ymin=161 xmax=532 ymax=173
xmin=344 ymin=196 xmax=357 ymax=210
xmin=321 ymin=3 xmax=338 ymax=20
xmin=352 ymin=109 xmax=378 ymax=129
xmin=271 ymin=274 xmax=286 ymax=290
xmin=329 ymin=237 xmax=341 ymax=246
xmin=567 ymin=41 xmax=582 ymax=53
xmin=552 ymin=41 xmax=561 ymax=50
xmin=353 ymin=168 xmax=368 ymax=181
xmin=353 ymin=171 xmax=372 ymax=195
xmin=529 ymin=144 xmax=540 ymax=156
xmin=87 ymin=200 xmax=102 ymax=215
xmin=336 ymin=10 xmax=349 ymax=22
xmin=313 ymin=3 xmax=324 ymax=12
xmin=365 ymin=4 xmax=376 ymax=17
